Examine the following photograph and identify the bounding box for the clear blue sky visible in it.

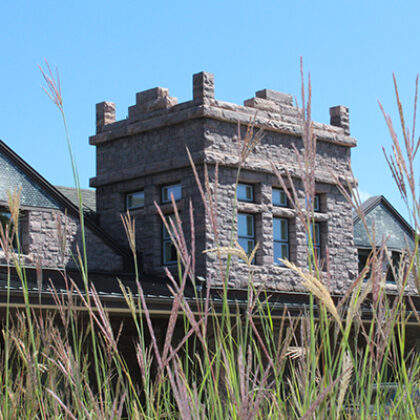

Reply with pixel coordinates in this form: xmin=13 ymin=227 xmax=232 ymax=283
xmin=0 ymin=1 xmax=418 ymax=220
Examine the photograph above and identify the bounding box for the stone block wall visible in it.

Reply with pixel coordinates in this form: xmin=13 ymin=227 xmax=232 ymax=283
xmin=203 ymin=166 xmax=357 ymax=293
xmin=0 ymin=208 xmax=124 ymax=272
xmin=90 ymin=71 xmax=359 ymax=292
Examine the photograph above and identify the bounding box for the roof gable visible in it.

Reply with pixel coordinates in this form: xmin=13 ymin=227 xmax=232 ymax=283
xmin=354 ymin=195 xmax=415 ymax=250
xmin=0 ymin=139 xmax=130 ymax=261
xmin=0 ymin=142 xmax=60 ymax=209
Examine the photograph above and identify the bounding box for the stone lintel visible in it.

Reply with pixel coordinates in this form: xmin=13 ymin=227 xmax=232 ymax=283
xmin=96 ymin=101 xmax=116 ymax=134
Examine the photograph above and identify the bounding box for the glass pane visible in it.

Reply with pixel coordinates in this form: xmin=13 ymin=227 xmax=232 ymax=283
xmin=246 ymin=215 xmax=254 ymax=236
xmin=163 ymin=241 xmax=177 ymax=264
xmin=314 ymin=223 xmax=320 ymax=245
xmin=280 ymin=219 xmax=288 ymax=240
xmin=237 ymin=183 xmax=253 ymax=202
xmin=281 ymin=244 xmax=289 ymax=260
xmin=162 ymin=184 xmax=182 ymax=203
xmin=309 ymin=223 xmax=320 ymax=246
xmin=127 ymin=191 xmax=144 ymax=209
xmin=238 ymin=238 xmax=254 ymax=255
xmin=0 ymin=211 xmax=11 ymax=228
xmin=314 ymin=194 xmax=320 ymax=211
xmin=238 ymin=213 xmax=254 ymax=238
xmin=162 ymin=215 xmax=175 ymax=239
xmin=273 ymin=188 xmax=287 ymax=207
xmin=274 ymin=242 xmax=289 ymax=265
xmin=274 ymin=218 xmax=288 ymax=241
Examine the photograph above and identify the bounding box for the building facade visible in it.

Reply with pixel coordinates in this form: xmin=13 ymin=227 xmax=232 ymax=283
xmin=90 ymin=71 xmax=359 ymax=294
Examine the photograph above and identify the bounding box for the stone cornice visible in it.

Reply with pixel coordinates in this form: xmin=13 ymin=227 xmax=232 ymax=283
xmin=90 ymin=100 xmax=357 ymax=148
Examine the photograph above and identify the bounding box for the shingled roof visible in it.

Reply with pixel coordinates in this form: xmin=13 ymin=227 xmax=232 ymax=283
xmin=55 ymin=185 xmax=96 ymax=212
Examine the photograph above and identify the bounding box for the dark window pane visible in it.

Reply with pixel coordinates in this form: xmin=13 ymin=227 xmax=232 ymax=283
xmin=162 ymin=184 xmax=182 ymax=203
xmin=126 ymin=191 xmax=144 ymax=209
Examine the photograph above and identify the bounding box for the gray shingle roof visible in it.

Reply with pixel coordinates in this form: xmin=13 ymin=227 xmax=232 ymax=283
xmin=55 ymin=186 xmax=96 ymax=212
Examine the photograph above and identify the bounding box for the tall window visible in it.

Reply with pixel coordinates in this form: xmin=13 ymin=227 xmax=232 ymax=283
xmin=309 ymin=222 xmax=321 ymax=259
xmin=162 ymin=214 xmax=177 ymax=265
xmin=272 ymin=188 xmax=288 ymax=207
xmin=273 ymin=217 xmax=289 ymax=265
xmin=126 ymin=191 xmax=144 ymax=210
xmin=161 ymin=184 xmax=182 ymax=204
xmin=237 ymin=213 xmax=255 ymax=256
xmin=237 ymin=183 xmax=254 ymax=202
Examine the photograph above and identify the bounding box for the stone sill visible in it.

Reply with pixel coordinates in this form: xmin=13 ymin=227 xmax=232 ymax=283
xmin=0 ymin=251 xmax=34 ymax=266
xmin=125 ymin=200 xmax=184 ymax=217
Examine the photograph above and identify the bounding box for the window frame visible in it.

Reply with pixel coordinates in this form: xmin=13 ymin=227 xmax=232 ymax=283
xmin=272 ymin=188 xmax=288 ymax=207
xmin=273 ymin=217 xmax=289 ymax=266
xmin=237 ymin=183 xmax=254 ymax=203
xmin=310 ymin=222 xmax=321 ymax=259
xmin=237 ymin=212 xmax=255 ymax=257
xmin=161 ymin=183 xmax=182 ymax=204
xmin=162 ymin=214 xmax=178 ymax=265
xmin=126 ymin=190 xmax=145 ymax=210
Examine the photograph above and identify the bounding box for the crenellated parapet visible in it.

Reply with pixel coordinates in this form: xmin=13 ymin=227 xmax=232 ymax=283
xmin=91 ymin=71 xmax=355 ymax=148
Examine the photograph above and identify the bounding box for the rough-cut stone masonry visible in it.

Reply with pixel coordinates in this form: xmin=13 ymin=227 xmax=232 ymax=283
xmin=0 ymin=141 xmax=125 ymax=273
xmin=90 ymin=71 xmax=358 ymax=293
xmin=0 ymin=207 xmax=124 ymax=273
xmin=26 ymin=209 xmax=123 ymax=272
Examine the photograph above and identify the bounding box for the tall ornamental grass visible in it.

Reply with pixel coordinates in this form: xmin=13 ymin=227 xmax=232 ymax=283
xmin=0 ymin=61 xmax=418 ymax=418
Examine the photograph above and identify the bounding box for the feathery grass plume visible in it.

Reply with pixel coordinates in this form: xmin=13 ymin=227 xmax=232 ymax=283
xmin=380 ymin=74 xmax=420 ymax=231
xmin=204 ymin=240 xmax=259 ymax=268
xmin=0 ymin=212 xmax=12 ymax=262
xmin=281 ymin=259 xmax=342 ymax=327
xmin=272 ymin=58 xmax=322 ymax=274
xmin=285 ymin=346 xmax=307 ymax=360
xmin=121 ymin=210 xmax=136 ymax=255
xmin=39 ymin=59 xmax=62 ymax=110
xmin=379 ymin=74 xmax=419 ymax=296
xmin=336 ymin=351 xmax=353 ymax=418
xmin=6 ymin=187 xmax=21 ymax=238
xmin=236 ymin=117 xmax=264 ymax=166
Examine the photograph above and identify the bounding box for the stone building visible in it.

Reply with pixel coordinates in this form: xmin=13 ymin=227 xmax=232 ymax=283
xmin=354 ymin=195 xmax=416 ymax=292
xmin=0 ymin=139 xmax=128 ymax=275
xmin=90 ymin=71 xmax=359 ymax=294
